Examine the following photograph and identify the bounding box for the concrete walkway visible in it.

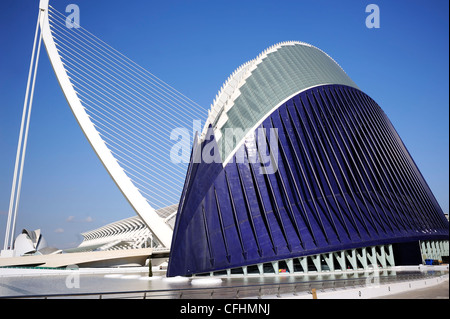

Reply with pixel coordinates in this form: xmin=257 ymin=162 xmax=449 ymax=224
xmin=0 ymin=248 xmax=153 ymax=268
xmin=373 ymin=280 xmax=449 ymax=299
xmin=289 ymin=273 xmax=449 ymax=299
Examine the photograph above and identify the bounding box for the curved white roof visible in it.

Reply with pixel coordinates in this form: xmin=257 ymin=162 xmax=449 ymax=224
xmin=201 ymin=41 xmax=358 ymax=164
xmin=77 ymin=204 xmax=178 ymax=250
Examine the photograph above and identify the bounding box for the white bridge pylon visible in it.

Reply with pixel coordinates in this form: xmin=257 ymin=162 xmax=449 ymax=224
xmin=38 ymin=0 xmax=180 ymax=247
xmin=39 ymin=0 xmax=174 ymax=247
xmin=3 ymin=0 xmax=204 ymax=250
xmin=2 ymin=3 xmax=44 ymax=252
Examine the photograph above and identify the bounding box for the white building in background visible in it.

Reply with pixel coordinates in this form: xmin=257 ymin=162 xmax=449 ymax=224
xmin=72 ymin=204 xmax=178 ymax=252
xmin=12 ymin=229 xmax=61 ymax=256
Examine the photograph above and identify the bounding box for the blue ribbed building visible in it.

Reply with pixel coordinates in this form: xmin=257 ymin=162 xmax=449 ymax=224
xmin=167 ymin=41 xmax=449 ymax=277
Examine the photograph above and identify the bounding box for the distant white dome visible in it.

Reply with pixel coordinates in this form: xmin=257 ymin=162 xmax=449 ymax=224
xmin=13 ymin=229 xmax=48 ymax=256
xmin=14 ymin=233 xmax=36 ymax=256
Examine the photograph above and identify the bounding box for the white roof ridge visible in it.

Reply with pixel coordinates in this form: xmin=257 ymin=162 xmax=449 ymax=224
xmin=202 ymin=41 xmax=304 ymax=136
xmin=201 ymin=41 xmax=352 ymax=139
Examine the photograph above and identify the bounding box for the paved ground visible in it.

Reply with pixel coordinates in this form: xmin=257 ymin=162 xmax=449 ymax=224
xmin=374 ymin=280 xmax=449 ymax=299
xmin=1 ymin=266 xmax=447 ymax=299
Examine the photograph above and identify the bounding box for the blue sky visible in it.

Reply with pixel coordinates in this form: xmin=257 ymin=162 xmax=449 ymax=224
xmin=0 ymin=0 xmax=448 ymax=249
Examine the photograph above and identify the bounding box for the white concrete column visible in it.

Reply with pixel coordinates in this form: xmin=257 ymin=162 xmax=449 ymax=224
xmin=312 ymin=255 xmax=321 ymax=272
xmin=345 ymin=249 xmax=357 ymax=270
xmin=299 ymin=257 xmax=308 ymax=273
xmin=357 ymin=247 xmax=368 ymax=269
xmin=334 ymin=251 xmax=346 ymax=270
xmin=324 ymin=252 xmax=334 ymax=271
xmin=367 ymin=246 xmax=377 ymax=267
xmin=385 ymin=244 xmax=395 ymax=267
xmin=271 ymin=261 xmax=279 ymax=274
xmin=286 ymin=258 xmax=294 ymax=273
xmin=376 ymin=245 xmax=386 ymax=268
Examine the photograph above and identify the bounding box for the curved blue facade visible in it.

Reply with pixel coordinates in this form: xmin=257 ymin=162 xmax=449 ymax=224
xmin=167 ymin=84 xmax=449 ymax=277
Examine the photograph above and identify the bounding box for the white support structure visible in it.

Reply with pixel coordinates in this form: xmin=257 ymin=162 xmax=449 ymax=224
xmin=2 ymin=4 xmax=44 ymax=254
xmin=439 ymin=240 xmax=449 ymax=258
xmin=208 ymin=243 xmax=408 ymax=277
xmin=257 ymin=263 xmax=263 ymax=275
xmin=286 ymin=258 xmax=294 ymax=274
xmin=367 ymin=246 xmax=377 ymax=267
xmin=345 ymin=249 xmax=357 ymax=270
xmin=271 ymin=261 xmax=279 ymax=274
xmin=428 ymin=241 xmax=434 ymax=259
xmin=37 ymin=0 xmax=173 ymax=248
xmin=334 ymin=250 xmax=346 ymax=271
xmin=376 ymin=245 xmax=387 ymax=268
xmin=323 ymin=252 xmax=335 ymax=271
xmin=437 ymin=241 xmax=443 ymax=259
xmin=311 ymin=254 xmax=322 ymax=272
xmin=420 ymin=241 xmax=427 ymax=260
xmin=429 ymin=241 xmax=435 ymax=259
xmin=357 ymin=247 xmax=368 ymax=269
xmin=76 ymin=207 xmax=177 ymax=251
xmin=386 ymin=244 xmax=395 ymax=267
xmin=299 ymin=257 xmax=308 ymax=273
xmin=420 ymin=240 xmax=450 ymax=262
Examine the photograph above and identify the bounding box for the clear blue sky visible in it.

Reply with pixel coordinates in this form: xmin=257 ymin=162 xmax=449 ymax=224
xmin=0 ymin=0 xmax=448 ymax=249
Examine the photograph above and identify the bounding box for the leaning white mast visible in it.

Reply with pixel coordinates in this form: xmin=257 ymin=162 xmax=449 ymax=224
xmin=3 ymin=0 xmax=175 ymax=253
xmin=2 ymin=4 xmax=43 ymax=253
